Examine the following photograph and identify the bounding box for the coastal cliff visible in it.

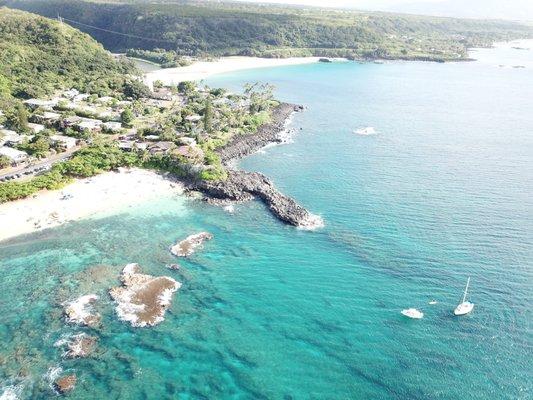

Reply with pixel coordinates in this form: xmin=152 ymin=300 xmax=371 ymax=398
xmin=190 ymin=103 xmax=322 ymax=229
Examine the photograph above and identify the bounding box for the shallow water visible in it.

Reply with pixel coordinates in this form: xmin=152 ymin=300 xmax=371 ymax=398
xmin=1 ymin=45 xmax=532 ymax=399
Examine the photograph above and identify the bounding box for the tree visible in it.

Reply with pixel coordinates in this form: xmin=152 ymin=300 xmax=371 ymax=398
xmin=203 ymin=97 xmax=213 ymax=133
xmin=153 ymin=80 xmax=164 ymax=89
xmin=6 ymin=102 xmax=29 ymax=132
xmin=121 ymin=108 xmax=134 ymax=126
xmin=0 ymin=155 xmax=11 ymax=169
xmin=123 ymin=80 xmax=151 ymax=99
xmin=177 ymin=81 xmax=196 ymax=95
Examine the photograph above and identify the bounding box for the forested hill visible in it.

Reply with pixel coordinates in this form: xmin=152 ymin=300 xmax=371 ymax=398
xmin=0 ymin=7 xmax=138 ymax=100
xmin=2 ymin=1 xmax=532 ymax=62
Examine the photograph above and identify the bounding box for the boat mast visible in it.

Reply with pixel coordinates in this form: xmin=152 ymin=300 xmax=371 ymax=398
xmin=462 ymin=277 xmax=470 ymax=303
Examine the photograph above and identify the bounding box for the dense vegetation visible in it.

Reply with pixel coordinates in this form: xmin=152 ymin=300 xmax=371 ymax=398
xmin=125 ymin=48 xmax=192 ymax=68
xmin=0 ymin=144 xmax=140 ymax=203
xmin=2 ymin=0 xmax=532 ymax=61
xmin=0 ymin=7 xmax=139 ymax=100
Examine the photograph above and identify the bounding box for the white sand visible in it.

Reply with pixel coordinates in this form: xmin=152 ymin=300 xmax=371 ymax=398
xmin=145 ymin=56 xmax=325 ymax=85
xmin=0 ymin=168 xmax=182 ymax=242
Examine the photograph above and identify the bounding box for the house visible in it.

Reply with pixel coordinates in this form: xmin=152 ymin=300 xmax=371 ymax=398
xmin=61 ymin=116 xmax=82 ymax=128
xmin=0 ymin=130 xmax=24 ymax=147
xmin=173 ymin=145 xmax=204 ymax=161
xmin=23 ymin=98 xmax=58 ymax=110
xmin=178 ymin=136 xmax=196 ymax=146
xmin=0 ymin=146 xmax=28 ymax=164
xmin=62 ymin=89 xmax=80 ymax=99
xmin=73 ymin=93 xmax=91 ymax=102
xmin=118 ymin=141 xmax=135 ymax=152
xmin=185 ymin=115 xmax=202 ymax=123
xmin=145 ymin=99 xmax=172 ymax=109
xmin=148 ymin=141 xmax=175 ymax=155
xmin=116 ymin=100 xmax=132 ymax=108
xmin=151 ymin=88 xmax=173 ymax=101
xmin=77 ymin=105 xmax=98 ymax=115
xmin=27 ymin=123 xmax=46 ymax=134
xmin=119 ymin=140 xmax=149 ymax=152
xmin=96 ymin=96 xmax=114 ymax=105
xmin=75 ymin=118 xmax=102 ymax=133
xmin=33 ymin=111 xmax=61 ymax=125
xmin=98 ymin=111 xmax=121 ymax=122
xmin=102 ymin=121 xmax=123 ymax=133
xmin=50 ymin=135 xmax=77 ymax=150
xmin=135 ymin=142 xmax=148 ymax=151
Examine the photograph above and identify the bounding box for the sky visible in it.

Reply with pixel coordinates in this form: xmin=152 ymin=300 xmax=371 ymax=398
xmin=232 ymin=0 xmax=447 ymax=9
xmin=232 ymin=0 xmax=533 ymax=21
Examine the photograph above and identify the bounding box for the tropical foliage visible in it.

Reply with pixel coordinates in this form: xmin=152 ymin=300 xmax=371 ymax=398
xmin=3 ymin=0 xmax=532 ymax=61
xmin=0 ymin=7 xmax=139 ymax=99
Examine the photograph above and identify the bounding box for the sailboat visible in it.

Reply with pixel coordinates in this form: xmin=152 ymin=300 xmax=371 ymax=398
xmin=454 ymin=277 xmax=474 ymax=316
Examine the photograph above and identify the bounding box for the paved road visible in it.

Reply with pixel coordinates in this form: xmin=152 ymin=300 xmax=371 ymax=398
xmin=0 ymin=146 xmax=81 ymax=181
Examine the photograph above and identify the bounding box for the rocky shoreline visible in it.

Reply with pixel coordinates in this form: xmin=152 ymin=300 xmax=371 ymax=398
xmin=217 ymin=102 xmax=303 ymax=164
xmin=189 ymin=103 xmax=323 ymax=229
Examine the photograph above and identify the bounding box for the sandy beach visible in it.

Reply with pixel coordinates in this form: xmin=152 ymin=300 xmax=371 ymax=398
xmin=144 ymin=56 xmax=325 ymax=86
xmin=0 ymin=168 xmax=182 ymax=242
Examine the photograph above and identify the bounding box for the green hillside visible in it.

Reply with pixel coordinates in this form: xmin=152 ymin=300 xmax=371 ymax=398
xmin=2 ymin=0 xmax=532 ymax=61
xmin=0 ymin=7 xmax=138 ymax=99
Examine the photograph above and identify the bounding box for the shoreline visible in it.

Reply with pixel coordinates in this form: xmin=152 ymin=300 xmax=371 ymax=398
xmin=144 ymin=56 xmax=327 ymax=85
xmin=188 ymin=103 xmax=324 ymax=229
xmin=0 ymin=169 xmax=182 ymax=242
xmin=0 ymin=104 xmax=321 ymax=242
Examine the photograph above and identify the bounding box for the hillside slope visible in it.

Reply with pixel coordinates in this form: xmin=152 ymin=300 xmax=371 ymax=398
xmin=0 ymin=7 xmax=137 ymax=99
xmin=2 ymin=0 xmax=532 ymax=61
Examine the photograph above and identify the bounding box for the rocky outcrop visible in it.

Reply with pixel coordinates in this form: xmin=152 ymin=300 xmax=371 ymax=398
xmin=64 ymin=294 xmax=100 ymax=327
xmin=186 ymin=102 xmax=323 ymax=229
xmin=54 ymin=375 xmax=76 ymax=394
xmin=65 ymin=334 xmax=98 ymax=358
xmin=109 ymin=263 xmax=181 ymax=327
xmin=217 ymin=103 xmax=303 ymax=165
xmin=170 ymin=232 xmax=213 ymax=257
xmin=192 ymin=170 xmax=323 ymax=228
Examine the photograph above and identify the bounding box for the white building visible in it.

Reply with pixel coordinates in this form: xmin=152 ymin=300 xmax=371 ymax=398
xmin=27 ymin=123 xmax=46 ymax=134
xmin=73 ymin=93 xmax=91 ymax=102
xmin=102 ymin=121 xmax=123 ymax=132
xmin=185 ymin=115 xmax=202 ymax=123
xmin=0 ymin=130 xmax=24 ymax=146
xmin=179 ymin=136 xmax=196 ymax=146
xmin=23 ymin=98 xmax=58 ymax=110
xmin=76 ymin=118 xmax=102 ymax=132
xmin=50 ymin=135 xmax=77 ymax=149
xmin=96 ymin=96 xmax=114 ymax=105
xmin=63 ymin=88 xmax=80 ymax=99
xmin=0 ymin=146 xmax=28 ymax=164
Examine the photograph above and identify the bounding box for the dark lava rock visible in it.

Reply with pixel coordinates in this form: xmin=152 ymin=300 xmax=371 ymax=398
xmin=216 ymin=103 xmax=303 ymax=164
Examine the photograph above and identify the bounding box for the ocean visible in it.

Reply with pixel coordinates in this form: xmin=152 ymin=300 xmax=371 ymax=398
xmin=1 ymin=43 xmax=532 ymax=399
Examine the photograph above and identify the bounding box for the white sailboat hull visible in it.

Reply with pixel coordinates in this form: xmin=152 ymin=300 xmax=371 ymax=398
xmin=454 ymin=301 xmax=474 ymax=316
xmin=401 ymin=308 xmax=424 ymax=319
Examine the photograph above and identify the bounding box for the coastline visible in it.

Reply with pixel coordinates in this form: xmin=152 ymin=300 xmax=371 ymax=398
xmin=144 ymin=56 xmax=326 ymax=85
xmin=188 ymin=103 xmax=324 ymax=229
xmin=0 ymin=169 xmax=182 ymax=242
xmin=0 ymin=103 xmax=320 ymax=242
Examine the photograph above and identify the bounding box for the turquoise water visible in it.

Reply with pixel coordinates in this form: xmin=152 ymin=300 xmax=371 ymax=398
xmin=1 ymin=46 xmax=532 ymax=399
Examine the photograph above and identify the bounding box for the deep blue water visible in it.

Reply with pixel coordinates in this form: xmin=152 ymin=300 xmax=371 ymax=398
xmin=1 ymin=45 xmax=532 ymax=399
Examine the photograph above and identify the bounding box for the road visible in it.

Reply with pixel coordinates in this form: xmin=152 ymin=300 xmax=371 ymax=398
xmin=0 ymin=146 xmax=81 ymax=181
